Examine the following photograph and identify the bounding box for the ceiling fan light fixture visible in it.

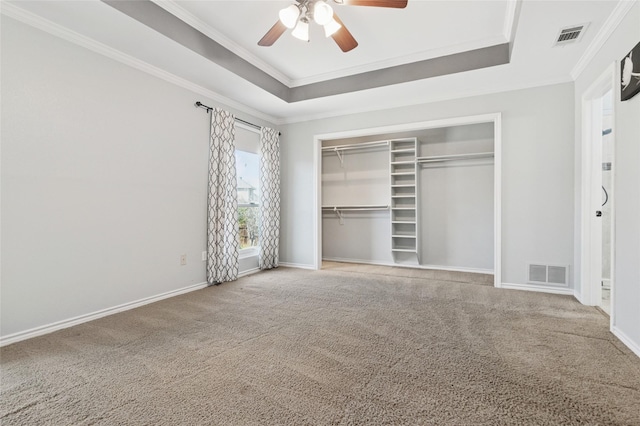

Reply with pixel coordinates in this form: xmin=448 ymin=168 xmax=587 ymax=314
xmin=279 ymin=4 xmax=300 ymax=29
xmin=323 ymin=18 xmax=342 ymax=37
xmin=292 ymin=18 xmax=310 ymax=41
xmin=313 ymin=1 xmax=334 ymax=26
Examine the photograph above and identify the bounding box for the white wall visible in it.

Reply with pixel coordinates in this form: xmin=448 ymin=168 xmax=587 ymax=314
xmin=321 ymin=145 xmax=392 ymax=263
xmin=419 ymin=124 xmax=494 ymax=271
xmin=0 ymin=17 xmax=274 ymax=339
xmin=280 ymin=82 xmax=575 ymax=286
xmin=320 ymin=124 xmax=494 ymax=272
xmin=573 ymin=3 xmax=640 ymax=354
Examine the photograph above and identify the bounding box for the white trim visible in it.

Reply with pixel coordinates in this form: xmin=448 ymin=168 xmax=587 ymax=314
xmin=290 ymin=37 xmax=508 ymax=87
xmin=322 ymin=257 xmax=493 ymax=275
xmin=611 ymin=326 xmax=640 ymax=359
xmin=278 ymin=262 xmax=316 ymax=270
xmin=280 ymin=76 xmax=572 ymax=125
xmin=503 ymin=0 xmax=520 ymax=43
xmin=0 ymin=281 xmax=208 ymax=347
xmin=313 ymin=113 xmax=502 ymax=286
xmin=152 ymin=0 xmax=291 ymax=87
xmin=578 ymin=64 xmax=616 ymax=307
xmin=0 ymin=2 xmax=278 ymax=125
xmin=238 ymin=247 xmax=259 ymax=260
xmin=501 ymin=282 xmax=575 ymax=296
xmin=570 ymin=0 xmax=636 ymax=80
xmin=238 ymin=267 xmax=261 ymax=278
xmin=493 ymin=114 xmax=503 ymax=288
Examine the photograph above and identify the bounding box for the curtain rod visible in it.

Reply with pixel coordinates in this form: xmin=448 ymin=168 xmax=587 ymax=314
xmin=195 ymin=102 xmax=280 ymax=135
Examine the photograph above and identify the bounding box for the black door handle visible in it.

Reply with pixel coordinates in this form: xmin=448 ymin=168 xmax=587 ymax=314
xmin=596 ymin=211 xmax=602 ymax=217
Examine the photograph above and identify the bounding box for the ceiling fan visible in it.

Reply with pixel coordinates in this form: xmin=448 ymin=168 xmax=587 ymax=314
xmin=258 ymin=0 xmax=408 ymax=53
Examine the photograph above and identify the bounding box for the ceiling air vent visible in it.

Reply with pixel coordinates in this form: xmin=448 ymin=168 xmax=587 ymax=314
xmin=554 ymin=23 xmax=589 ymax=46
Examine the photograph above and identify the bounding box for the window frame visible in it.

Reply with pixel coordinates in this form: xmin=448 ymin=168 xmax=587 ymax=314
xmin=235 ymin=132 xmax=261 ymax=258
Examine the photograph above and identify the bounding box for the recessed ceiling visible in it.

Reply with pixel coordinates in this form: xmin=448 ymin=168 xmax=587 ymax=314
xmin=1 ymin=0 xmax=624 ymax=123
xmin=160 ymin=0 xmax=512 ymax=86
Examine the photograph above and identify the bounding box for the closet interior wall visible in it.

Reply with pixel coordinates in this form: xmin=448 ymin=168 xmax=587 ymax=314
xmin=322 ymin=140 xmax=392 ymax=263
xmin=320 ymin=123 xmax=495 ymax=273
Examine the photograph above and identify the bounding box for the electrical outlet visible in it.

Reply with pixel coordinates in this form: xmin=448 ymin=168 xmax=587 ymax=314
xmin=180 ymin=254 xmax=187 ymax=266
xmin=201 ymin=251 xmax=207 ymax=261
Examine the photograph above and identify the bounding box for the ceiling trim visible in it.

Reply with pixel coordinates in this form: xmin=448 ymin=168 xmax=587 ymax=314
xmin=0 ymin=1 xmax=280 ymax=125
xmin=280 ymin=75 xmax=573 ymax=125
xmin=290 ymin=36 xmax=509 ymax=87
xmin=155 ymin=0 xmax=515 ymax=89
xmin=288 ymin=43 xmax=510 ymax=102
xmin=102 ymin=0 xmax=291 ymax=101
xmin=104 ymin=0 xmax=511 ymax=103
xmin=570 ymin=0 xmax=636 ymax=80
xmin=152 ymin=0 xmax=292 ymax=87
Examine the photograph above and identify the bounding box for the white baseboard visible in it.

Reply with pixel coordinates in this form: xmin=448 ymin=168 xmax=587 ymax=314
xmin=322 ymin=257 xmax=493 ymax=275
xmin=278 ymin=262 xmax=316 ymax=270
xmin=238 ymin=267 xmax=261 ymax=278
xmin=612 ymin=326 xmax=640 ymax=358
xmin=501 ymin=282 xmax=574 ymax=296
xmin=0 ymin=281 xmax=208 ymax=347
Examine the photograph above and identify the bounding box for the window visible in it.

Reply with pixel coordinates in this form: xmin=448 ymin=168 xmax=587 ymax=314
xmin=236 ymin=149 xmax=259 ymax=251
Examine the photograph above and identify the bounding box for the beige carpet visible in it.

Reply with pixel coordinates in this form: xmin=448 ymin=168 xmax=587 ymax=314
xmin=1 ymin=265 xmax=639 ymax=425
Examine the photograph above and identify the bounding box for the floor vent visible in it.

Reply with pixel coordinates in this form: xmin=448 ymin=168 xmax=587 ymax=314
xmin=528 ymin=263 xmax=569 ymax=287
xmin=554 ymin=24 xmax=588 ymax=46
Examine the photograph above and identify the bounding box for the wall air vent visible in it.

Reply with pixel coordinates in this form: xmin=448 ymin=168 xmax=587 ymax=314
xmin=554 ymin=24 xmax=589 ymax=46
xmin=528 ymin=263 xmax=569 ymax=287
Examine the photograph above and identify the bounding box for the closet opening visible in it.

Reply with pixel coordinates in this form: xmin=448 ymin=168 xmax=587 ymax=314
xmin=313 ymin=114 xmax=502 ymax=287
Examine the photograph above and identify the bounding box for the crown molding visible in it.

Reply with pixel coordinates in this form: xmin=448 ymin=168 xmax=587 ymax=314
xmin=570 ymin=0 xmax=636 ymax=80
xmin=503 ymin=0 xmax=520 ymax=42
xmin=289 ymin=36 xmax=509 ymax=87
xmin=152 ymin=0 xmax=292 ymax=87
xmin=0 ymin=1 xmax=279 ymax=125
xmin=279 ymin=75 xmax=572 ymax=125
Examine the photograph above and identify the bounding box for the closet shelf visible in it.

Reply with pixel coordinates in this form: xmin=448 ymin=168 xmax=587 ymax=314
xmin=322 ymin=140 xmax=389 ymax=166
xmin=322 ymin=204 xmax=389 ymax=211
xmin=392 ymin=235 xmax=417 ymax=238
xmin=391 ymin=195 xmax=416 ymax=198
xmin=391 ymin=184 xmax=415 ymax=188
xmin=391 ymin=248 xmax=418 ymax=253
xmin=323 ymin=204 xmax=389 ymax=225
xmin=390 ymin=161 xmax=414 ymax=165
xmin=390 ymin=149 xmax=415 ymax=153
xmin=390 ymin=172 xmax=415 ymax=176
xmin=391 ymin=220 xmax=417 ymax=224
xmin=391 ymin=207 xmax=416 ymax=210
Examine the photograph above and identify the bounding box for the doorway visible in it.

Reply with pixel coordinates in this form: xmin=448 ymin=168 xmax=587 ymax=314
xmin=580 ymin=64 xmax=615 ymax=325
xmin=600 ymin=90 xmax=614 ymax=315
xmin=312 ymin=113 xmax=502 ymax=287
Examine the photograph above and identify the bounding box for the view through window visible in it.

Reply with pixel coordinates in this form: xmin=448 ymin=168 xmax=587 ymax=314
xmin=236 ymin=149 xmax=259 ymax=250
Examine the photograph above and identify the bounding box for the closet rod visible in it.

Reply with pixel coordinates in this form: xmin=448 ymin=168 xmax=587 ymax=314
xmin=416 ymin=152 xmax=494 ymax=163
xmin=322 ymin=205 xmax=389 ymax=210
xmin=321 ymin=140 xmax=389 ymax=151
xmin=195 ymin=101 xmax=281 ymax=135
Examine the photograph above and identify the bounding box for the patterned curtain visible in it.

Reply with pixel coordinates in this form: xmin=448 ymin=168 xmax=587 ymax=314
xmin=207 ymin=109 xmax=239 ymax=283
xmin=259 ymin=127 xmax=280 ymax=270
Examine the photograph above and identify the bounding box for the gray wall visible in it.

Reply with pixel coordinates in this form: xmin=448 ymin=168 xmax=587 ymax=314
xmin=573 ymin=3 xmax=640 ymax=352
xmin=0 ymin=17 xmax=274 ymax=338
xmin=280 ymin=82 xmax=575 ymax=286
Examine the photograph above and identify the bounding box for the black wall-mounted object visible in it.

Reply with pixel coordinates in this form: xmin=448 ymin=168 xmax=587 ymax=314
xmin=621 ymin=41 xmax=640 ymax=101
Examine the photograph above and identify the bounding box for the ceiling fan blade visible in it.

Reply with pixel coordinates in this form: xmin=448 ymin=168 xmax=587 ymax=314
xmin=331 ymin=14 xmax=358 ymax=52
xmin=258 ymin=20 xmax=287 ymax=46
xmin=340 ymin=0 xmax=407 ymax=8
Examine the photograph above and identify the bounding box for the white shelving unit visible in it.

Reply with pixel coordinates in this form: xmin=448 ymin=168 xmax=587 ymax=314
xmin=389 ymin=138 xmax=419 ymax=260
